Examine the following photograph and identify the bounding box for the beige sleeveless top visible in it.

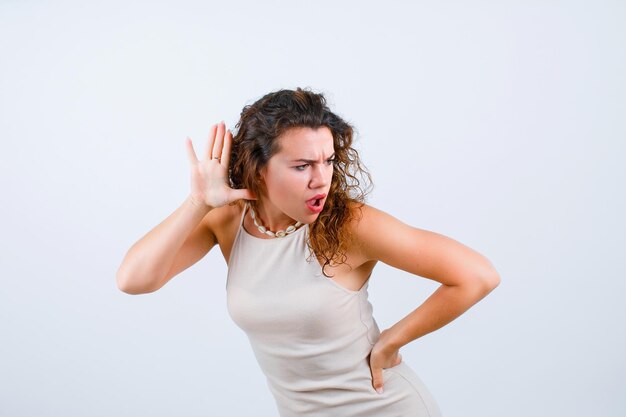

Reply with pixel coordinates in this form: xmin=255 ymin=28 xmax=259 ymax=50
xmin=226 ymin=202 xmax=442 ymax=417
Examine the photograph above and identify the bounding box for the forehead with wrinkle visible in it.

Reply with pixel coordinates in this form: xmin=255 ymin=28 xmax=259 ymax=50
xmin=275 ymin=127 xmax=334 ymax=161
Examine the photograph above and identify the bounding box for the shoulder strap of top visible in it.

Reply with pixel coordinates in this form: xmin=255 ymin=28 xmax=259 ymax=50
xmin=227 ymin=202 xmax=249 ymax=269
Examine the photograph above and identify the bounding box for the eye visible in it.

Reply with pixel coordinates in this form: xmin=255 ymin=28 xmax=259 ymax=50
xmin=294 ymin=159 xmax=335 ymax=171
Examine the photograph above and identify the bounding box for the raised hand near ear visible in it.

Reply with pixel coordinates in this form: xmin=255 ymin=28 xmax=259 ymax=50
xmin=186 ymin=121 xmax=256 ymax=209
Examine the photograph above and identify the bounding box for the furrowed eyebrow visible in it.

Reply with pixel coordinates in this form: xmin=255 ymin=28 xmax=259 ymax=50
xmin=291 ymin=153 xmax=336 ymax=163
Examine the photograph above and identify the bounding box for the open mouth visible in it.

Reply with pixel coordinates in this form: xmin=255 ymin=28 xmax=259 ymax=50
xmin=306 ymin=194 xmax=326 ymax=211
xmin=306 ymin=196 xmax=325 ymax=211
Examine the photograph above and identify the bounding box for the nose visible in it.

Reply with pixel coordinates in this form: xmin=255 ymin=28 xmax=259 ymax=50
xmin=309 ymin=163 xmax=331 ymax=189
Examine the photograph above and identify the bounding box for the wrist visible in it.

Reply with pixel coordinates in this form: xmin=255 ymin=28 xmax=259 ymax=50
xmin=187 ymin=195 xmax=213 ymax=212
xmin=380 ymin=326 xmax=408 ymax=351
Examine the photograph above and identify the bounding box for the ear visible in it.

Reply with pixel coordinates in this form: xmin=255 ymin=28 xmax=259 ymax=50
xmin=255 ymin=170 xmax=266 ymax=196
xmin=258 ymin=166 xmax=267 ymax=183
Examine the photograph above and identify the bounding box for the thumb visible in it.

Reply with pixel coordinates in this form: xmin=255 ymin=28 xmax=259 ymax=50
xmin=232 ymin=188 xmax=257 ymax=201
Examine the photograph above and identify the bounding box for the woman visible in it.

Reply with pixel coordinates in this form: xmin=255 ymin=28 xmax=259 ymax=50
xmin=116 ymin=87 xmax=500 ymax=416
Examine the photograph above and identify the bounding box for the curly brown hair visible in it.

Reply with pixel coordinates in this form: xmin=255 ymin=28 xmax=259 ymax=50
xmin=228 ymin=87 xmax=373 ymax=277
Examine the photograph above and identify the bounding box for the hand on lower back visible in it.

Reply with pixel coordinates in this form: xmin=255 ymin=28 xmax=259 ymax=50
xmin=368 ymin=329 xmax=402 ymax=394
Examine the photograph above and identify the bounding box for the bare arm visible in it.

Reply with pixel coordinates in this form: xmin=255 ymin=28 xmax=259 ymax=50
xmin=115 ymin=196 xmax=215 ymax=294
xmin=356 ymin=204 xmax=501 ymax=393
xmin=116 ymin=121 xmax=255 ymax=295
xmin=357 ymin=204 xmax=500 ymax=347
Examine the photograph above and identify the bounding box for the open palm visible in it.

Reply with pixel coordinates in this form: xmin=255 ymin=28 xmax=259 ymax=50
xmin=186 ymin=121 xmax=256 ymax=208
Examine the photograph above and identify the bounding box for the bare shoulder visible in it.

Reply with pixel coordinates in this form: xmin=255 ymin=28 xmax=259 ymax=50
xmin=349 ymin=202 xmax=451 ymax=262
xmin=349 ymin=202 xmax=498 ymax=285
xmin=201 ymin=201 xmax=245 ymax=246
xmin=347 ymin=202 xmax=411 ymax=258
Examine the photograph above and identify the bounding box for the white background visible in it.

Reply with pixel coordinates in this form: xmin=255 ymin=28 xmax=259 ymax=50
xmin=1 ymin=1 xmax=624 ymax=416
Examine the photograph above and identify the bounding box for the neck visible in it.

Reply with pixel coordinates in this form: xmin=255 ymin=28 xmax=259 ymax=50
xmin=250 ymin=201 xmax=297 ymax=231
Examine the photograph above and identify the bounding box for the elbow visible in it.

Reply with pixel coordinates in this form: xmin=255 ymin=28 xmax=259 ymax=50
xmin=115 ymin=271 xmax=137 ymax=294
xmin=455 ymin=272 xmax=499 ymax=302
xmin=480 ymin=266 xmax=501 ymax=293
xmin=483 ymin=273 xmax=500 ymax=293
xmin=459 ymin=264 xmax=500 ymax=295
xmin=116 ymin=269 xmax=156 ymax=295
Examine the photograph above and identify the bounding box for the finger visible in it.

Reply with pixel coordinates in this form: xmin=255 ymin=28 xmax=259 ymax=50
xmin=221 ymin=129 xmax=232 ymax=169
xmin=186 ymin=137 xmax=199 ymax=165
xmin=369 ymin=354 xmax=384 ymax=394
xmin=371 ymin=365 xmax=384 ymax=394
xmin=204 ymin=123 xmax=219 ymax=162
xmin=212 ymin=121 xmax=225 ymax=160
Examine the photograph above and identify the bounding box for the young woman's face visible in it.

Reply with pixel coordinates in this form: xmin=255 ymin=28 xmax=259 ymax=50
xmin=258 ymin=126 xmax=335 ymax=227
